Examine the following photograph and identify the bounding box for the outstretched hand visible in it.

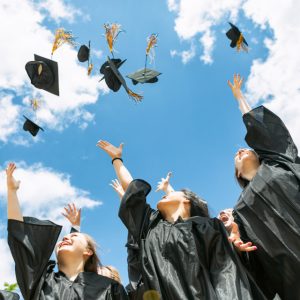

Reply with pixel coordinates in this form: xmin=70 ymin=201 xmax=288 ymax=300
xmin=155 ymin=172 xmax=174 ymax=194
xmin=227 ymin=74 xmax=244 ymax=100
xmin=110 ymin=179 xmax=125 ymax=199
xmin=97 ymin=140 xmax=124 ymax=159
xmin=62 ymin=203 xmax=81 ymax=227
xmin=228 ymin=222 xmax=257 ymax=252
xmin=6 ymin=163 xmax=20 ymax=191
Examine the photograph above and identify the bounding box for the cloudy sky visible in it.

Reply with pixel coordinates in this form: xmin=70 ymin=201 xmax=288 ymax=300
xmin=1 ymin=0 xmax=300 ymax=293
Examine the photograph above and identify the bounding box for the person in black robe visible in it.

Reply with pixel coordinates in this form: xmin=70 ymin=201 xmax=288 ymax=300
xmin=97 ymin=140 xmax=266 ymax=300
xmin=228 ymin=74 xmax=300 ymax=300
xmin=5 ymin=163 xmax=128 ymax=300
xmin=0 ymin=290 xmax=20 ymax=300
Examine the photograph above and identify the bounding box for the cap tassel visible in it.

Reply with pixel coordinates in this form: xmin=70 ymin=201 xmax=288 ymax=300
xmin=127 ymin=89 xmax=143 ymax=102
xmin=236 ymin=34 xmax=248 ymax=52
xmin=87 ymin=63 xmax=93 ymax=76
xmin=51 ymin=28 xmax=76 ymax=55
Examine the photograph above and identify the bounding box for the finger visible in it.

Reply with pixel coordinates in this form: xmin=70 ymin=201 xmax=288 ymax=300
xmin=72 ymin=203 xmax=76 ymax=212
xmin=227 ymin=80 xmax=233 ymax=89
xmin=239 ymin=77 xmax=244 ymax=86
xmin=78 ymin=208 xmax=81 ymax=220
xmin=119 ymin=143 xmax=124 ymax=150
xmin=68 ymin=203 xmax=73 ymax=213
xmin=244 ymin=245 xmax=257 ymax=252
xmin=64 ymin=207 xmax=70 ymax=215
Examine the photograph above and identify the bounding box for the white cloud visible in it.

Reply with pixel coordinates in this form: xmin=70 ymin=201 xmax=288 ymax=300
xmin=170 ymin=43 xmax=196 ymax=64
xmin=0 ymin=0 xmax=108 ymax=143
xmin=168 ymin=0 xmax=300 ymax=146
xmin=0 ymin=161 xmax=101 ymax=288
xmin=167 ymin=0 xmax=241 ymax=63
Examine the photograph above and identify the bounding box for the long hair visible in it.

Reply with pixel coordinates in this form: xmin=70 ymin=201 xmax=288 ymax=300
xmin=82 ymin=233 xmax=101 ymax=273
xmin=181 ymin=189 xmax=210 ymax=217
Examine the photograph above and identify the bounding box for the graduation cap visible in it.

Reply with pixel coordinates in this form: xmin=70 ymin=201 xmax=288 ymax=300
xmin=25 ymin=54 xmax=59 ymax=96
xmin=99 ymin=57 xmax=143 ymax=102
xmin=23 ymin=115 xmax=44 ymax=137
xmin=77 ymin=44 xmax=90 ymax=62
xmin=226 ymin=22 xmax=248 ymax=51
xmin=127 ymin=68 xmax=161 ymax=85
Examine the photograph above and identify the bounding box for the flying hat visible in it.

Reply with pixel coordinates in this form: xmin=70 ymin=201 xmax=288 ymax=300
xmin=226 ymin=22 xmax=248 ymax=51
xmin=77 ymin=44 xmax=90 ymax=62
xmin=23 ymin=116 xmax=44 ymax=137
xmin=126 ymin=68 xmax=161 ymax=85
xmin=25 ymin=54 xmax=59 ymax=96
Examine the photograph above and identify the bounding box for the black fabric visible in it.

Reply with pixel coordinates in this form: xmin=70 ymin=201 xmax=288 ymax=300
xmin=0 ymin=291 xmax=20 ymax=300
xmin=234 ymin=105 xmax=300 ymax=300
xmin=226 ymin=22 xmax=248 ymax=48
xmin=23 ymin=116 xmax=44 ymax=137
xmin=7 ymin=217 xmax=128 ymax=300
xmin=119 ymin=180 xmax=266 ymax=300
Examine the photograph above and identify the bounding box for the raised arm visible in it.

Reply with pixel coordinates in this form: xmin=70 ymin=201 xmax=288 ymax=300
xmin=62 ymin=203 xmax=81 ymax=232
xmin=155 ymin=172 xmax=174 ymax=195
xmin=110 ymin=179 xmax=125 ymax=201
xmin=97 ymin=140 xmax=133 ymax=191
xmin=227 ymin=74 xmax=251 ymax=115
xmin=6 ymin=163 xmax=23 ymax=221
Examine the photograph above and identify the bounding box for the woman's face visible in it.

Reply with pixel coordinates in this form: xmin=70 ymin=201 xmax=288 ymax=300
xmin=218 ymin=209 xmax=234 ymax=230
xmin=157 ymin=191 xmax=189 ymax=210
xmin=55 ymin=232 xmax=92 ymax=258
xmin=234 ymin=148 xmax=259 ymax=177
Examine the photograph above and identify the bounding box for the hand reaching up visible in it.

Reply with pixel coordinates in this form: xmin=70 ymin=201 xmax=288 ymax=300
xmin=97 ymin=140 xmax=124 ymax=159
xmin=62 ymin=203 xmax=81 ymax=227
xmin=110 ymin=179 xmax=125 ymax=200
xmin=227 ymin=74 xmax=244 ymax=100
xmin=155 ymin=172 xmax=174 ymax=195
xmin=6 ymin=163 xmax=20 ymax=191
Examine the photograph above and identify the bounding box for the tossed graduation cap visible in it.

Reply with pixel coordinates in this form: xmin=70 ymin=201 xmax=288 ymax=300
xmin=25 ymin=54 xmax=59 ymax=96
xmin=127 ymin=68 xmax=161 ymax=85
xmin=127 ymin=34 xmax=161 ymax=85
xmin=23 ymin=115 xmax=44 ymax=137
xmin=226 ymin=22 xmax=248 ymax=52
xmin=99 ymin=57 xmax=143 ymax=102
xmin=77 ymin=44 xmax=90 ymax=62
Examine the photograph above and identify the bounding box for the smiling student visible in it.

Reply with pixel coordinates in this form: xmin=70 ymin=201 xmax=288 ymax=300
xmin=97 ymin=140 xmax=266 ymax=300
xmin=228 ymin=74 xmax=300 ymax=300
xmin=6 ymin=163 xmax=128 ymax=300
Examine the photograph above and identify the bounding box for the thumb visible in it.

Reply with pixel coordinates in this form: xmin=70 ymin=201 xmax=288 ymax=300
xmin=119 ymin=143 xmax=124 ymax=151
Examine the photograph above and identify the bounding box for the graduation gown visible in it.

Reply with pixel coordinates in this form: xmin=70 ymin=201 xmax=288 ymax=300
xmin=7 ymin=217 xmax=128 ymax=300
xmin=119 ymin=179 xmax=265 ymax=300
xmin=0 ymin=291 xmax=20 ymax=300
xmin=233 ymin=106 xmax=300 ymax=300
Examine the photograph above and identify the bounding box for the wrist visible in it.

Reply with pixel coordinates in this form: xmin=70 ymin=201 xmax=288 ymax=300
xmin=112 ymin=157 xmax=123 ymax=164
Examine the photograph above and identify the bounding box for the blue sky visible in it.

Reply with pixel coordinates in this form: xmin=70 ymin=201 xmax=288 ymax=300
xmin=1 ymin=0 xmax=299 ymax=293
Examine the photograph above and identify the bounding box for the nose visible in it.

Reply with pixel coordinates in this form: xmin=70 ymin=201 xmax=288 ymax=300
xmin=63 ymin=235 xmax=71 ymax=241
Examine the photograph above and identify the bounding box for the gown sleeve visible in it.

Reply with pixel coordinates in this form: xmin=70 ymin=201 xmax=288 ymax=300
xmin=7 ymin=217 xmax=62 ymax=300
xmin=243 ymin=105 xmax=298 ymax=162
xmin=118 ymin=179 xmax=153 ymax=241
xmin=111 ymin=282 xmax=129 ymax=300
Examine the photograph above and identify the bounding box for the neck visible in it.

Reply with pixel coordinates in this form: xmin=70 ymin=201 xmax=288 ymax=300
xmin=242 ymin=167 xmax=258 ymax=181
xmin=161 ymin=204 xmax=190 ymax=224
xmin=58 ymin=257 xmax=85 ymax=281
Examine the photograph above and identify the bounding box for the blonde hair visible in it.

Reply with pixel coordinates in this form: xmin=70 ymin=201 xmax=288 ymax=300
xmin=98 ymin=265 xmax=121 ymax=283
xmin=82 ymin=233 xmax=101 ymax=273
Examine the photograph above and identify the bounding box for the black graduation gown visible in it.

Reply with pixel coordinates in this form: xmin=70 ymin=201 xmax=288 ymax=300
xmin=7 ymin=217 xmax=128 ymax=300
xmin=119 ymin=179 xmax=265 ymax=300
xmin=233 ymin=105 xmax=300 ymax=300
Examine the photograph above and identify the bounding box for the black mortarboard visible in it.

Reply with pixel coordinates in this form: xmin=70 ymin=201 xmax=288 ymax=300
xmin=126 ymin=68 xmax=161 ymax=85
xmin=226 ymin=22 xmax=248 ymax=49
xmin=0 ymin=290 xmax=20 ymax=300
xmin=25 ymin=54 xmax=59 ymax=96
xmin=77 ymin=45 xmax=90 ymax=62
xmin=99 ymin=58 xmax=126 ymax=92
xmin=23 ymin=116 xmax=44 ymax=137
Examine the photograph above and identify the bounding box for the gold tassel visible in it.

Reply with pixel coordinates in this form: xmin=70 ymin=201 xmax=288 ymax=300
xmin=51 ymin=28 xmax=76 ymax=55
xmin=31 ymin=99 xmax=40 ymax=111
xmin=146 ymin=34 xmax=158 ymax=55
xmin=127 ymin=89 xmax=143 ymax=102
xmin=87 ymin=63 xmax=93 ymax=76
xmin=104 ymin=23 xmax=123 ymax=53
xmin=236 ymin=34 xmax=248 ymax=52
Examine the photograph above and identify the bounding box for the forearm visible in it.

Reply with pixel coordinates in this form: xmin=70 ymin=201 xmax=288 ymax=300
xmin=236 ymin=93 xmax=251 ymax=115
xmin=165 ymin=184 xmax=175 ymax=195
xmin=112 ymin=160 xmax=133 ymax=191
xmin=7 ymin=190 xmax=23 ymax=221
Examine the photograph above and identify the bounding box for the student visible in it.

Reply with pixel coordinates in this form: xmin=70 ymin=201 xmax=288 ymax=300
xmin=6 ymin=163 xmax=128 ymax=300
xmin=62 ymin=203 xmax=122 ymax=284
xmin=97 ymin=141 xmax=265 ymax=300
xmin=228 ymin=74 xmax=300 ymax=300
xmin=0 ymin=290 xmax=19 ymax=300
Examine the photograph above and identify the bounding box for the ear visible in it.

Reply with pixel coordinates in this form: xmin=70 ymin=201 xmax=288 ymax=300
xmin=84 ymin=248 xmax=93 ymax=257
xmin=183 ymin=198 xmax=190 ymax=204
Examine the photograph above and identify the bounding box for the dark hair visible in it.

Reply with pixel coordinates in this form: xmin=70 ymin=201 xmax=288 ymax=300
xmin=181 ymin=189 xmax=210 ymax=217
xmin=83 ymin=233 xmax=101 ymax=273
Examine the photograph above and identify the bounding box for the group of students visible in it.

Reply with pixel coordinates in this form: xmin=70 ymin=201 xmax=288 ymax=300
xmin=3 ymin=74 xmax=300 ymax=300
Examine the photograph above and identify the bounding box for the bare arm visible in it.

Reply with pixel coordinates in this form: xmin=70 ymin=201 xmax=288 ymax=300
xmin=62 ymin=203 xmax=81 ymax=230
xmin=6 ymin=163 xmax=23 ymax=221
xmin=227 ymin=74 xmax=252 ymax=115
xmin=97 ymin=140 xmax=133 ymax=191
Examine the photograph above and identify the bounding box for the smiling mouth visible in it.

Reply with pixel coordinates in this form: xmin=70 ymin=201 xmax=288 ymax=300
xmin=220 ymin=215 xmax=229 ymax=222
xmin=58 ymin=241 xmax=72 ymax=249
